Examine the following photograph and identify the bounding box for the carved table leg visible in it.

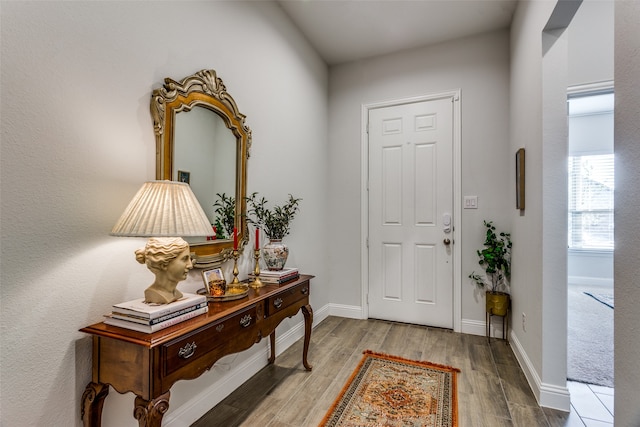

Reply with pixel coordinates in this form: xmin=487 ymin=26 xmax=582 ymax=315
xmin=268 ymin=331 xmax=276 ymax=364
xmin=133 ymin=391 xmax=170 ymax=427
xmin=81 ymin=382 xmax=109 ymax=427
xmin=302 ymin=304 xmax=313 ymax=371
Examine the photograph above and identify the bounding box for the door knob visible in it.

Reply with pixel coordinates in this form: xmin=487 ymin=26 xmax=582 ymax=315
xmin=443 ymin=238 xmax=451 ymax=245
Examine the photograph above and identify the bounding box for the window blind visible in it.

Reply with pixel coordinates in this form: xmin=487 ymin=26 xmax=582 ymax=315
xmin=568 ymin=154 xmax=614 ymax=250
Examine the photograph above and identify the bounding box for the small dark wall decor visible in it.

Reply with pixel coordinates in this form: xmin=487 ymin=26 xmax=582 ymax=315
xmin=516 ymin=148 xmax=525 ymax=210
xmin=178 ymin=170 xmax=190 ymax=184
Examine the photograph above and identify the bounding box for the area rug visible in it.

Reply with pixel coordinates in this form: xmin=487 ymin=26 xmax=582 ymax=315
xmin=584 ymin=292 xmax=614 ymax=309
xmin=319 ymin=350 xmax=460 ymax=427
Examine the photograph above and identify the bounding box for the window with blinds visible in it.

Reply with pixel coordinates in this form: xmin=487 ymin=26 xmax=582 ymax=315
xmin=568 ymin=154 xmax=614 ymax=250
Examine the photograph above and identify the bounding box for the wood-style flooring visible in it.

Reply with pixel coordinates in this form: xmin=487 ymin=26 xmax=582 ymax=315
xmin=192 ymin=316 xmax=579 ymax=427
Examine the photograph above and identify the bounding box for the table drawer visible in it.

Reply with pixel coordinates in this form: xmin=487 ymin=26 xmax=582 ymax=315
xmin=162 ymin=304 xmax=258 ymax=376
xmin=266 ymin=281 xmax=310 ymax=316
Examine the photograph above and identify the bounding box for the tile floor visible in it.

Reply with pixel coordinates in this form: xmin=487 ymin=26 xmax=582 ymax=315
xmin=568 ymin=381 xmax=614 ymax=426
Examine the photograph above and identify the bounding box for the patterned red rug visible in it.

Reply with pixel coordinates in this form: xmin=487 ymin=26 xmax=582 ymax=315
xmin=319 ymin=351 xmax=460 ymax=427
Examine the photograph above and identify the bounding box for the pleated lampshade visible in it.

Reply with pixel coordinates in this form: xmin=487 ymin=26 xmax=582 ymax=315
xmin=110 ymin=180 xmax=213 ymax=237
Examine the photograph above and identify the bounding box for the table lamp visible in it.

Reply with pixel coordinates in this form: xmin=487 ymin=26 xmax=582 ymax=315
xmin=110 ymin=180 xmax=214 ymax=304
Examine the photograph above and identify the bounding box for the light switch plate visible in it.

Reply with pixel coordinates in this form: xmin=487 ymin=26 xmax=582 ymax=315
xmin=464 ymin=196 xmax=478 ymax=209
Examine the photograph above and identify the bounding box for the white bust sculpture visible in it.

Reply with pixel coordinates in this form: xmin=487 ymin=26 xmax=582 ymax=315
xmin=135 ymin=237 xmax=193 ymax=304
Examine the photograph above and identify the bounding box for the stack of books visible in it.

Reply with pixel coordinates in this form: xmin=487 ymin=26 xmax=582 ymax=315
xmin=104 ymin=293 xmax=208 ymax=333
xmin=249 ymin=267 xmax=299 ymax=284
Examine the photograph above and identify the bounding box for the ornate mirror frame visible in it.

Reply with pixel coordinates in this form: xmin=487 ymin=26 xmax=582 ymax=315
xmin=151 ymin=69 xmax=251 ymax=267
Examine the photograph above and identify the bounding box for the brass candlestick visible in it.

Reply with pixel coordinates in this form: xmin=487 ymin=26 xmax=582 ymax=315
xmin=231 ymin=249 xmax=240 ymax=285
xmin=249 ymin=249 xmax=264 ymax=288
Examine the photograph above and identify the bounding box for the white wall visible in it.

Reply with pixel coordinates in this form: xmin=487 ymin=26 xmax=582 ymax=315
xmin=541 ymin=25 xmax=572 ymax=408
xmin=614 ymin=1 xmax=640 ymax=424
xmin=509 ymin=0 xmax=571 ymax=410
xmin=0 ymin=2 xmax=328 ymax=426
xmin=4 ymin=1 xmax=636 ymax=425
xmin=507 ymin=0 xmax=619 ymax=413
xmin=568 ymin=0 xmax=614 ymax=87
xmin=327 ymin=30 xmax=512 ymax=328
xmin=568 ymin=251 xmax=613 ymax=286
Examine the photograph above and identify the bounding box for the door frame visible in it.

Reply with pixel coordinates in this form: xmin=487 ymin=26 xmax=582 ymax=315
xmin=360 ymin=90 xmax=462 ymax=332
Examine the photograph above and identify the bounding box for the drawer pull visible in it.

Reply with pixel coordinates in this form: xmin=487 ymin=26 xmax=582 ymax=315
xmin=178 ymin=342 xmax=197 ymax=359
xmin=273 ymin=298 xmax=283 ymax=309
xmin=216 ymin=324 xmax=224 ymax=332
xmin=301 ymin=287 xmax=309 ymax=295
xmin=240 ymin=314 xmax=252 ymax=328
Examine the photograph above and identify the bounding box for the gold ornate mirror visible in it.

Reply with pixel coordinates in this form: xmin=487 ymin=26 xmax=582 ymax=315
xmin=151 ymin=69 xmax=251 ymax=267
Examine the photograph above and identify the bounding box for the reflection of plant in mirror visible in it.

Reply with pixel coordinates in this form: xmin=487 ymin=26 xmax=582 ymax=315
xmin=246 ymin=192 xmax=301 ymax=240
xmin=213 ymin=193 xmax=235 ymax=238
xmin=213 ymin=218 xmax=225 ymax=239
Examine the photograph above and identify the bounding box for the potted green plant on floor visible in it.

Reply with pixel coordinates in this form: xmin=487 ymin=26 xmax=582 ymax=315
xmin=246 ymin=192 xmax=301 ymax=270
xmin=469 ymin=220 xmax=512 ymax=316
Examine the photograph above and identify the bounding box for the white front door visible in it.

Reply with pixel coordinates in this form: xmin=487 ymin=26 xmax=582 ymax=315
xmin=368 ymin=96 xmax=454 ymax=328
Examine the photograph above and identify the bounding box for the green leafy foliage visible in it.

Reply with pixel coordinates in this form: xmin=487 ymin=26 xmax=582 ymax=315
xmin=213 ymin=193 xmax=235 ymax=238
xmin=246 ymin=192 xmax=301 ymax=240
xmin=213 ymin=218 xmax=225 ymax=239
xmin=469 ymin=220 xmax=512 ymax=293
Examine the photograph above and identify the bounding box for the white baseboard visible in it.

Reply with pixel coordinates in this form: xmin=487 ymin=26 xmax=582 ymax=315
xmin=460 ymin=318 xmax=485 ymax=336
xmin=460 ymin=317 xmax=508 ymax=339
xmin=568 ymin=276 xmax=613 ymax=287
xmin=164 ymin=303 xmax=331 ymax=426
xmin=312 ymin=303 xmax=331 ymax=325
xmin=509 ymin=331 xmax=571 ymax=411
xmin=328 ymin=303 xmax=364 ymax=319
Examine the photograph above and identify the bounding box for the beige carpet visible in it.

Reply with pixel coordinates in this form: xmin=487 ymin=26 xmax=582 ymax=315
xmin=568 ymin=285 xmax=614 ymax=387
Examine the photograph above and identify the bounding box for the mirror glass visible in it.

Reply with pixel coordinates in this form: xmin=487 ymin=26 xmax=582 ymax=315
xmin=173 ymin=106 xmax=236 ymax=225
xmin=151 ymin=69 xmax=251 ymax=267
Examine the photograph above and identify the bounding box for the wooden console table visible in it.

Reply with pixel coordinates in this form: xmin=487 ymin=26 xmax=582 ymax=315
xmin=80 ymin=274 xmax=313 ymax=427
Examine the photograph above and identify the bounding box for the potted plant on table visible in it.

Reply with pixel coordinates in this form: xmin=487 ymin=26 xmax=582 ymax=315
xmin=246 ymin=192 xmax=302 ymax=270
xmin=469 ymin=220 xmax=512 ymax=316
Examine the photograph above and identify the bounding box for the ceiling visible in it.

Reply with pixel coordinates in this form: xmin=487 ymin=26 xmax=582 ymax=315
xmin=277 ymin=0 xmax=519 ymax=65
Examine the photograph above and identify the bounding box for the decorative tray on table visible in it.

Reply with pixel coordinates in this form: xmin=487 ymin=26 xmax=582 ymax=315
xmin=197 ymin=284 xmax=249 ymax=302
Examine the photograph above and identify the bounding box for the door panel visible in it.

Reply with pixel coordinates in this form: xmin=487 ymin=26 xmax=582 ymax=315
xmin=368 ymin=97 xmax=454 ymax=328
xmin=415 ymin=244 xmax=436 ymax=303
xmin=382 ymin=243 xmax=402 ymax=300
xmin=415 ymin=143 xmax=436 ymax=224
xmin=382 ymin=146 xmax=402 ymax=224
